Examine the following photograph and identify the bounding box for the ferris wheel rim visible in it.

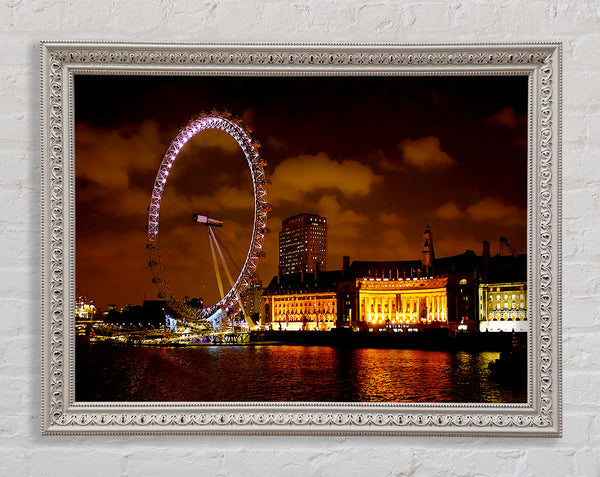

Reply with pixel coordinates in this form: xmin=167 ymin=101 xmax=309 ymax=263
xmin=147 ymin=112 xmax=269 ymax=322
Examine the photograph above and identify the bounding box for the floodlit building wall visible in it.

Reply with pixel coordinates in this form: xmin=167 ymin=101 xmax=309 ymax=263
xmin=358 ymin=278 xmax=448 ymax=328
xmin=479 ymin=282 xmax=528 ymax=332
xmin=262 ymin=292 xmax=337 ymax=330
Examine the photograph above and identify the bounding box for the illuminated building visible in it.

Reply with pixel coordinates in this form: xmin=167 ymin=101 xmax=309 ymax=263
xmin=264 ymin=224 xmax=527 ymax=333
xmin=242 ymin=277 xmax=263 ymax=320
xmin=75 ymin=296 xmax=97 ymax=321
xmin=261 ymin=270 xmax=340 ymax=331
xmin=478 ymin=282 xmax=528 ymax=332
xmin=345 ymin=251 xmax=480 ymax=332
xmin=477 ymin=252 xmax=528 ymax=332
xmin=357 ymin=277 xmax=448 ymax=329
xmin=279 ymin=214 xmax=327 ymax=275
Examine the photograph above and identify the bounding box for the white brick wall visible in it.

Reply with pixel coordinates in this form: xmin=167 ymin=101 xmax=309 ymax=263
xmin=1 ymin=1 xmax=598 ymax=475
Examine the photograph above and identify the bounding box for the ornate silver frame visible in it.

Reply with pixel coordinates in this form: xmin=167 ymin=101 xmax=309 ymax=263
xmin=41 ymin=42 xmax=561 ymax=436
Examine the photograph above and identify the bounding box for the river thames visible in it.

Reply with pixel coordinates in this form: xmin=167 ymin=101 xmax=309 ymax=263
xmin=76 ymin=341 xmax=526 ymax=403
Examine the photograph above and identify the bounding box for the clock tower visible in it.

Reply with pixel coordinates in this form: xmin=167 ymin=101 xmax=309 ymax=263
xmin=422 ymin=224 xmax=435 ymax=269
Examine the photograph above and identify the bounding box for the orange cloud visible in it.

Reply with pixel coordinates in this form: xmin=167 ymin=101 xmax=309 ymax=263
xmin=435 ymin=201 xmax=464 ymax=220
xmin=399 ymin=136 xmax=457 ymax=170
xmin=192 ymin=186 xmax=255 ymax=211
xmin=466 ymin=197 xmax=525 ymax=226
xmin=76 ymin=122 xmax=243 ymax=190
xmin=317 ymin=195 xmax=369 ymax=240
xmin=76 ymin=120 xmax=164 ymax=190
xmin=269 ymin=153 xmax=382 ymax=203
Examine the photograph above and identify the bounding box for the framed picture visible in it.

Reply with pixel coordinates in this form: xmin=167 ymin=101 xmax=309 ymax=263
xmin=41 ymin=42 xmax=561 ymax=435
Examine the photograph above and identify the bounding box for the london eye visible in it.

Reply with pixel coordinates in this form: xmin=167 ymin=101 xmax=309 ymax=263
xmin=147 ymin=112 xmax=270 ymax=328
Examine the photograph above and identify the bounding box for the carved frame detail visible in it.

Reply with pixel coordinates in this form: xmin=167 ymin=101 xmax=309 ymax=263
xmin=41 ymin=42 xmax=561 ymax=436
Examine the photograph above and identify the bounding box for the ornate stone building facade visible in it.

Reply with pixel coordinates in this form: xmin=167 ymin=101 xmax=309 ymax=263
xmin=263 ymin=225 xmax=526 ymax=333
xmin=261 ymin=270 xmax=341 ymax=331
xmin=357 ymin=277 xmax=449 ymax=328
xmin=478 ymin=282 xmax=528 ymax=332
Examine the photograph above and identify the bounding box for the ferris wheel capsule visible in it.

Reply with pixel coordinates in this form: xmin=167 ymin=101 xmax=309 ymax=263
xmin=192 ymin=214 xmax=224 ymax=227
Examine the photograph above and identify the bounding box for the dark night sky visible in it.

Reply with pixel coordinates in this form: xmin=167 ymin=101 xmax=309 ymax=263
xmin=75 ymin=74 xmax=528 ymax=310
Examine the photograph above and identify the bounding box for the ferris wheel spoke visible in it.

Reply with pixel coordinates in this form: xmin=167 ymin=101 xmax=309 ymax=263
xmin=207 ymin=228 xmax=225 ymax=300
xmin=209 ymin=227 xmax=255 ymax=330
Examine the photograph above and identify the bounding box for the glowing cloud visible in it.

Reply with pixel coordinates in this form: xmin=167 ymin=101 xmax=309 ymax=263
xmin=76 ymin=120 xmax=164 ymax=190
xmin=316 ymin=195 xmax=372 ymax=266
xmin=269 ymin=153 xmax=382 ymax=203
xmin=317 ymin=195 xmax=369 ymax=239
xmin=399 ymin=136 xmax=457 ymax=170
xmin=435 ymin=201 xmax=464 ymax=220
xmin=194 ymin=186 xmax=255 ymax=211
xmin=467 ymin=197 xmax=525 ymax=226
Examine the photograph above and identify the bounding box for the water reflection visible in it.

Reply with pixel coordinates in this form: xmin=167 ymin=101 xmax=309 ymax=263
xmin=76 ymin=343 xmax=526 ymax=403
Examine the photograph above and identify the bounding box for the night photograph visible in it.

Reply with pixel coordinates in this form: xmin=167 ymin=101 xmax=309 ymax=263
xmin=74 ymin=73 xmax=529 ymax=403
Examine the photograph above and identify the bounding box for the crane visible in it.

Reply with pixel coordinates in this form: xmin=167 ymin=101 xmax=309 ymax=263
xmin=499 ymin=236 xmax=518 ymax=258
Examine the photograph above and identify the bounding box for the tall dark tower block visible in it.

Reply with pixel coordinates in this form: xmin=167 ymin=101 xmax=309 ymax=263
xmin=422 ymin=224 xmax=435 ymax=268
xmin=279 ymin=214 xmax=327 ymax=275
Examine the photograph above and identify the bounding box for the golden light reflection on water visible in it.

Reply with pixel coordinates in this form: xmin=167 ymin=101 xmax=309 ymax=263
xmin=343 ymin=349 xmax=507 ymax=402
xmin=77 ymin=343 xmax=526 ymax=403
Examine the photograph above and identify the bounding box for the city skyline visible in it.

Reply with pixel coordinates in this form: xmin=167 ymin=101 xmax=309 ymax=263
xmin=75 ymin=74 xmax=528 ymax=310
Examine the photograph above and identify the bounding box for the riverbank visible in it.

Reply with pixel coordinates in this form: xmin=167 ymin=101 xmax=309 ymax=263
xmin=82 ymin=329 xmax=525 ymax=352
xmin=250 ymin=329 xmax=525 ymax=352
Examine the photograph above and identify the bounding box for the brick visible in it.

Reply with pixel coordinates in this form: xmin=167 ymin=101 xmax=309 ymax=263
xmin=564 ymin=70 xmax=600 ymax=112
xmin=63 ymin=1 xmax=118 ymax=31
xmin=562 ymin=296 xmax=600 ymax=329
xmin=30 ymin=450 xmax=123 ymax=477
xmin=563 ymin=221 xmax=600 ymax=258
xmin=127 ymin=449 xmax=224 ymax=477
xmin=563 ymin=371 xmax=600 ymax=409
xmin=0 ymin=449 xmax=33 ymax=477
xmin=0 ymin=378 xmax=37 ymax=419
xmin=0 ymin=335 xmax=38 ymax=379
xmin=574 ymin=448 xmax=600 ymax=477
xmin=593 ymin=414 xmax=600 ymax=446
xmin=309 ymin=3 xmax=357 ymax=30
xmin=562 ymin=148 xmax=600 ymax=189
xmin=0 ymin=148 xmax=39 ymax=188
xmin=406 ymin=3 xmax=454 ymax=32
xmin=0 ymin=187 xmax=39 ymax=228
xmin=586 ymin=112 xmax=600 ymax=145
xmin=563 ymin=188 xmax=600 ymax=220
xmin=453 ymin=2 xmax=505 ymax=33
xmin=521 ymin=449 xmax=579 ymax=476
xmin=356 ymin=4 xmax=403 ymax=34
xmin=563 ymin=332 xmax=600 ymax=370
xmin=422 ymin=449 xmax=521 ymax=476
xmin=561 ymin=413 xmax=592 ymax=445
xmin=0 ymin=298 xmax=39 ymax=335
xmin=562 ymin=261 xmax=600 ymax=301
